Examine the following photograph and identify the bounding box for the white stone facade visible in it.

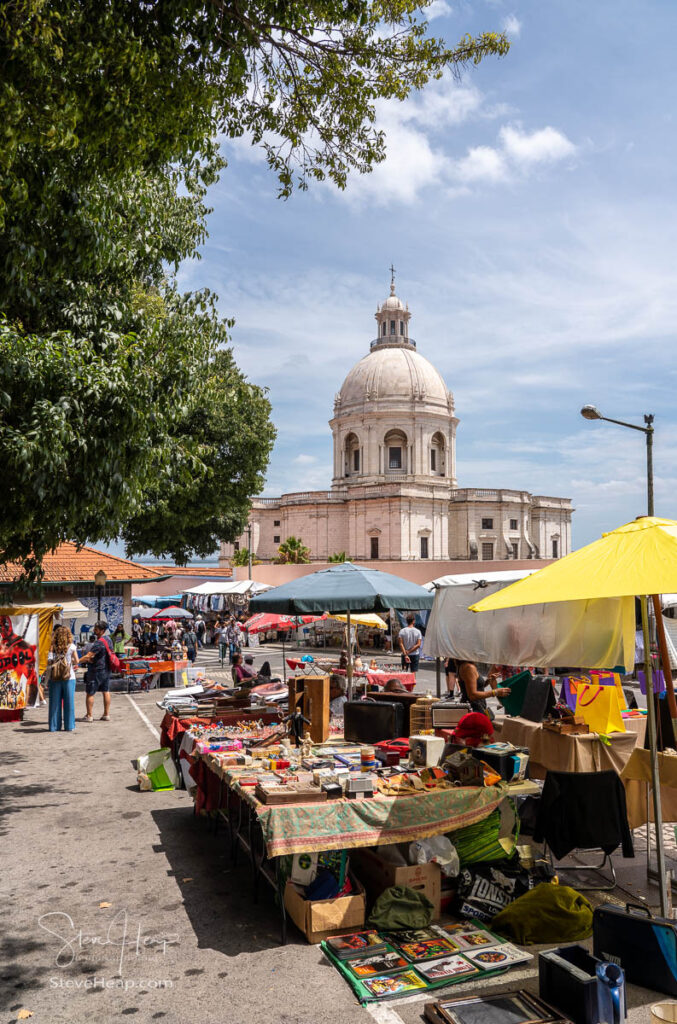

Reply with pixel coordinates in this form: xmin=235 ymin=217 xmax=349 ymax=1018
xmin=220 ymin=282 xmax=573 ymax=565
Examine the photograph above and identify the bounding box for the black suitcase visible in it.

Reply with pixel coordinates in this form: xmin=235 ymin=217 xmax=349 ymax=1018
xmin=343 ymin=699 xmax=406 ymax=744
xmin=593 ymin=901 xmax=677 ymax=995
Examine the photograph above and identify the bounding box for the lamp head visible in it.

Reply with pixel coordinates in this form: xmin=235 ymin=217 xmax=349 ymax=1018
xmin=580 ymin=404 xmax=602 ymax=421
xmin=94 ymin=569 xmax=108 ymax=588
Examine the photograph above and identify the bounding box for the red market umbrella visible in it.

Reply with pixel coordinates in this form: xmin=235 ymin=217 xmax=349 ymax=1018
xmin=244 ymin=612 xmax=321 ymax=634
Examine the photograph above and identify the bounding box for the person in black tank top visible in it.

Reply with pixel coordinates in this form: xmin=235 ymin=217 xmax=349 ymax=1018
xmin=455 ymin=660 xmax=511 ymax=719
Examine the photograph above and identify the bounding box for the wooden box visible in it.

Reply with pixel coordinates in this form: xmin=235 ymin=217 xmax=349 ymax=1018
xmin=288 ymin=675 xmax=330 ymax=743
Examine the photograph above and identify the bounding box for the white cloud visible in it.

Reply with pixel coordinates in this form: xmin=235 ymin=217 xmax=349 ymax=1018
xmin=335 ymin=71 xmax=576 ymax=204
xmin=452 ymin=145 xmax=508 ymax=183
xmin=340 ymin=116 xmax=448 ymax=204
xmin=293 ymin=454 xmax=317 ymax=465
xmin=502 ymin=14 xmax=522 ymax=38
xmin=426 ymin=0 xmax=453 ymax=20
xmin=500 ymin=124 xmax=577 ymax=165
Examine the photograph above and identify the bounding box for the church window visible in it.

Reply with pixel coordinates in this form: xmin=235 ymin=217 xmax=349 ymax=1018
xmin=399 ymin=321 xmax=404 ymax=335
xmin=353 ymin=449 xmax=360 ymax=471
xmin=274 ymin=520 xmax=280 ymax=527
xmin=382 ymin=322 xmax=387 ymax=336
xmin=430 ymin=449 xmax=436 ymax=471
xmin=552 ymin=538 xmax=559 ymax=558
xmin=420 ymin=536 xmax=429 ymax=559
xmin=389 ymin=446 xmax=402 ymax=469
xmin=274 ymin=535 xmax=280 ymax=544
xmin=481 ymin=517 xmax=493 ymax=530
xmin=370 ymin=537 xmax=379 ymax=559
xmin=390 ymin=320 xmax=396 ymax=335
xmin=482 ymin=542 xmax=494 ymax=560
xmin=511 ymin=541 xmax=519 ymax=558
xmin=510 ymin=518 xmax=518 ymax=531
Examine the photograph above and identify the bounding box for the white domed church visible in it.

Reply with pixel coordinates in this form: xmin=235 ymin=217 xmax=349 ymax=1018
xmin=222 ymin=280 xmax=572 ymax=565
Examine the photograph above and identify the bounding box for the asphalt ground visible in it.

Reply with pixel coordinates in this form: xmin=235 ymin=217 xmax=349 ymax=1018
xmin=0 ymin=653 xmax=667 ymax=1024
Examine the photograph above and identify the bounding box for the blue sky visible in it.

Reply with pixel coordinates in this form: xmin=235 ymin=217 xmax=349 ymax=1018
xmin=175 ymin=0 xmax=677 ymax=553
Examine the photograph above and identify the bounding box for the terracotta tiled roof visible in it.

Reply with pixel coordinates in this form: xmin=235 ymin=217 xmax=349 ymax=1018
xmin=139 ymin=565 xmax=232 ymax=578
xmin=0 ymin=543 xmax=164 ymax=585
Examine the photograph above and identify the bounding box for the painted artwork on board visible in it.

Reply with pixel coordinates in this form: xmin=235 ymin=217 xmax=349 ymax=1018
xmin=0 ymin=614 xmax=38 ymax=709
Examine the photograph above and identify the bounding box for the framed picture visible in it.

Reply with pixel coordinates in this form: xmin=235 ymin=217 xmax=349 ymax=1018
xmin=427 ymin=989 xmax=569 ymax=1024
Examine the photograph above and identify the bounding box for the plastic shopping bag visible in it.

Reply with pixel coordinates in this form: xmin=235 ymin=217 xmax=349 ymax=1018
xmin=575 ymin=684 xmax=626 ymax=735
xmin=137 ymin=748 xmax=179 ymax=790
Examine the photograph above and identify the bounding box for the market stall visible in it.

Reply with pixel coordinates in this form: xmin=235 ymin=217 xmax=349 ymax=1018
xmin=0 ymin=603 xmax=62 ymax=718
xmin=248 ymin=562 xmax=433 ymax=699
xmin=496 ymin=716 xmax=639 ymax=777
xmin=196 ymin=752 xmax=507 ymax=857
xmin=470 ymin=516 xmax=677 ymax=917
xmin=182 ymin=579 xmax=272 ymax=618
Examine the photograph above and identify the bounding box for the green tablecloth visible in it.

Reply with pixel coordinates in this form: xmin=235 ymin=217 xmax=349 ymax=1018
xmin=205 ymin=756 xmax=507 ymax=857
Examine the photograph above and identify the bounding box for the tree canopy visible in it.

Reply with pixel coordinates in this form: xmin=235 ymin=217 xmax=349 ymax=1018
xmin=0 ymin=1 xmax=508 ymax=577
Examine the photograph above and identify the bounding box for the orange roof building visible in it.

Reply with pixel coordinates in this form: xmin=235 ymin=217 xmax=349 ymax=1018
xmin=0 ymin=544 xmax=168 ymax=632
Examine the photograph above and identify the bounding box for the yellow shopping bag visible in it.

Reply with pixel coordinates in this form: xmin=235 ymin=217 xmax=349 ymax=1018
xmin=575 ymin=683 xmax=626 ymax=734
xmin=589 ymin=670 xmax=627 ymax=711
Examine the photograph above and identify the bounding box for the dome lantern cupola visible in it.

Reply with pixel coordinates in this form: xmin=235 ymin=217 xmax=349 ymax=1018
xmin=373 ymin=269 xmax=413 ymax=351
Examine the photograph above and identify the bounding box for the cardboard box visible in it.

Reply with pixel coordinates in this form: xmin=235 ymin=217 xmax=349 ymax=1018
xmin=283 ymin=876 xmax=366 ymax=944
xmin=350 ymin=847 xmax=442 ymax=919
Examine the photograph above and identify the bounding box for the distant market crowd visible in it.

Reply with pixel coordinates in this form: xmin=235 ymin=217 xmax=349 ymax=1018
xmin=130 ymin=614 xmax=246 ymax=664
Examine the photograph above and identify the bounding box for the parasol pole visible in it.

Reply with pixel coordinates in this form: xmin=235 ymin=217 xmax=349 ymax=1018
xmin=652 ymin=594 xmax=677 ymax=724
xmin=641 ymin=593 xmax=669 ymax=916
xmin=282 ymin=630 xmax=287 ymax=684
xmin=347 ymin=608 xmax=353 ymax=702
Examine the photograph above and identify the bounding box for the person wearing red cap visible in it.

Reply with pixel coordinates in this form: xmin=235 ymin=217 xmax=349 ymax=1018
xmin=451 ymin=711 xmax=494 ymax=747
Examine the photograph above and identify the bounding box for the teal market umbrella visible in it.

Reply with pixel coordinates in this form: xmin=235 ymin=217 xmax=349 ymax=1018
xmin=249 ymin=562 xmax=434 ymax=698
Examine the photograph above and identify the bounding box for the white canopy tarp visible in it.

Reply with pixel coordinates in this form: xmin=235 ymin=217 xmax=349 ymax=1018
xmin=182 ymin=579 xmax=272 ymax=597
xmin=19 ymin=598 xmax=89 ymax=616
xmin=422 ymin=571 xmax=634 ymax=670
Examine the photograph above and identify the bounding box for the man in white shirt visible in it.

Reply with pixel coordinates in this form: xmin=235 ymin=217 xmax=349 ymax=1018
xmin=398 ymin=615 xmax=423 ymax=674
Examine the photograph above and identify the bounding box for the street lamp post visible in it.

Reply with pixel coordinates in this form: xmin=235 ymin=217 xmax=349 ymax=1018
xmin=246 ymin=523 xmax=252 ymax=580
xmin=580 ymin=405 xmax=654 ymax=515
xmin=94 ymin=569 xmax=107 ymax=623
xmin=580 ymin=405 xmax=669 ymax=914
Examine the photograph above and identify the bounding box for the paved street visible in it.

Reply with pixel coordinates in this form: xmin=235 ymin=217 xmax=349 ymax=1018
xmin=0 ymin=675 xmax=663 ymax=1024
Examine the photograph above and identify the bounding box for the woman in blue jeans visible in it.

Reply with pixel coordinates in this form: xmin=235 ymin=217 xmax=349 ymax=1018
xmin=48 ymin=625 xmax=79 ymax=732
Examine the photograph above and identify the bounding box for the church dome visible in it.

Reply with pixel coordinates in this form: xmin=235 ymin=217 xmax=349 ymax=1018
xmin=334 ymin=279 xmax=453 ymax=414
xmin=336 ymin=345 xmax=451 ymax=413
xmin=381 ymin=293 xmax=404 ymax=311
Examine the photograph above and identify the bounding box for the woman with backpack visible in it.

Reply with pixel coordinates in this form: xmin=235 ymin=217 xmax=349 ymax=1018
xmin=48 ymin=625 xmax=79 ymax=732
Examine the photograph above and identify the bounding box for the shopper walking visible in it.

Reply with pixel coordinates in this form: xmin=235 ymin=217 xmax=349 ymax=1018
xmin=47 ymin=625 xmax=78 ymax=732
xmin=183 ymin=625 xmax=198 ymax=664
xmin=398 ymin=614 xmax=423 ymax=674
xmin=226 ymin=618 xmax=240 ymax=664
xmin=195 ymin=615 xmax=206 ymax=649
xmin=78 ymin=621 xmax=112 ymax=722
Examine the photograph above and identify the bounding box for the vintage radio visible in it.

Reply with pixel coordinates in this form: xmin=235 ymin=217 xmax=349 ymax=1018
xmin=431 ymin=701 xmax=472 ymax=729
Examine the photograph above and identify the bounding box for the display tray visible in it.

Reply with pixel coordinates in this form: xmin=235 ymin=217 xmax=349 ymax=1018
xmin=321 ymin=924 xmax=509 ymax=1004
xmin=424 ymin=988 xmax=571 ymax=1024
xmin=254 ymin=782 xmax=328 ymax=805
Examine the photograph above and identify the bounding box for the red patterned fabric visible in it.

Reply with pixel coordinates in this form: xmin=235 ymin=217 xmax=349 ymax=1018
xmin=160 ymin=713 xmax=212 ymax=748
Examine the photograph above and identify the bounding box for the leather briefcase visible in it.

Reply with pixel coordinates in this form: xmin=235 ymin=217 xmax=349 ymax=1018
xmin=593 ymin=901 xmax=677 ymax=995
xmin=343 ymin=700 xmax=406 ymax=744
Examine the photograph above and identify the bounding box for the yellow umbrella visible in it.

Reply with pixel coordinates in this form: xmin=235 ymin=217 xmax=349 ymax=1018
xmin=329 ymin=613 xmax=387 ymax=629
xmin=471 ymin=515 xmax=677 ymax=916
xmin=470 ymin=517 xmax=677 ymax=611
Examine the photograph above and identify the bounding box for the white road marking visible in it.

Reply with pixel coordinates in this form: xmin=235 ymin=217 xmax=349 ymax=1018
xmin=125 ymin=694 xmax=161 ymax=742
xmin=365 ymin=1002 xmax=408 ymax=1024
